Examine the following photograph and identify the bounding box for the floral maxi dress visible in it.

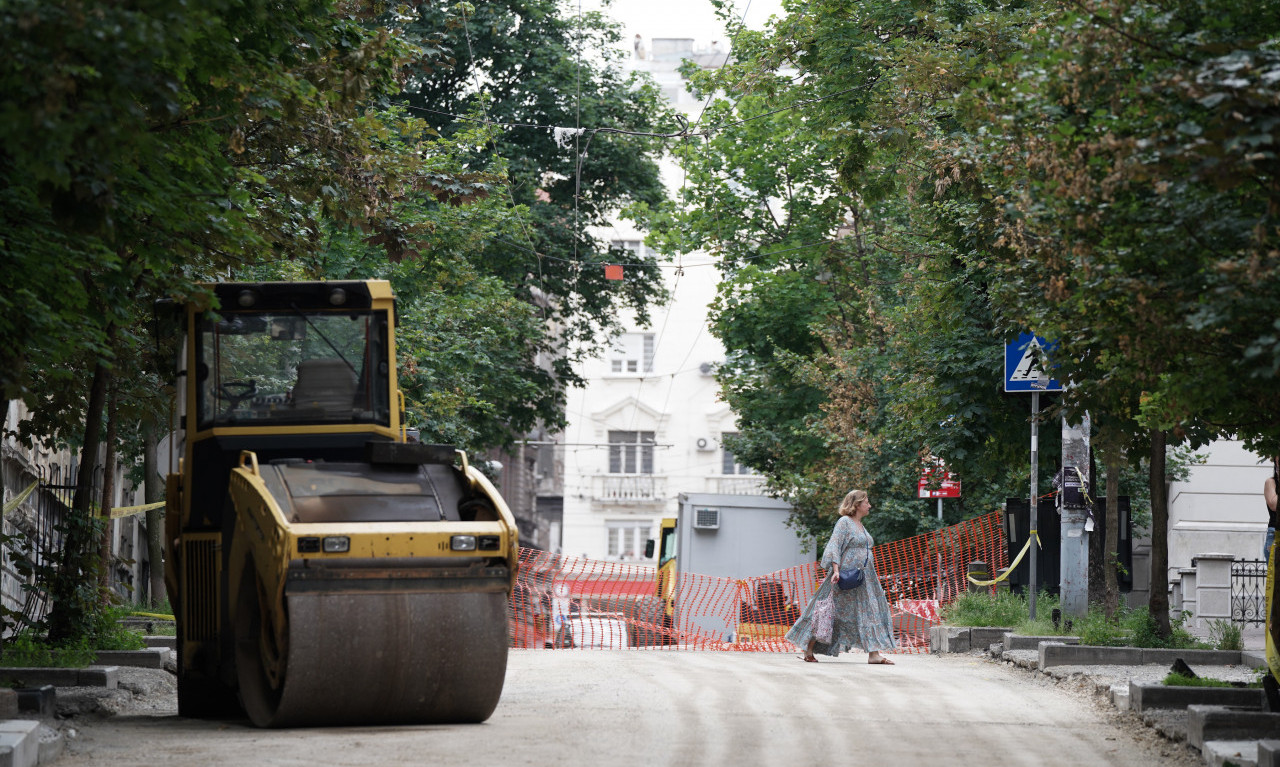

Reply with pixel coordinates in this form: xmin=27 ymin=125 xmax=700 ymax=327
xmin=785 ymin=516 xmax=896 ymax=656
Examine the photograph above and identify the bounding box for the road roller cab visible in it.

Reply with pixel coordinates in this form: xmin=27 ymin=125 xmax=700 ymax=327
xmin=160 ymin=280 xmax=518 ymax=727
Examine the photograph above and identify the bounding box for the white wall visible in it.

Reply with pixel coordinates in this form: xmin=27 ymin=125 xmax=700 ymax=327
xmin=1168 ymin=439 xmax=1272 ymax=573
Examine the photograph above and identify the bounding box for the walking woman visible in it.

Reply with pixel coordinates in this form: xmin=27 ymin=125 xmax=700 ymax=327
xmin=786 ymin=489 xmax=897 ymax=663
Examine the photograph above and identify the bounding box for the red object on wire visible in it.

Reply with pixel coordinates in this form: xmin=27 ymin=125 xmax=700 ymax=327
xmin=604 ymin=264 xmax=624 ymax=280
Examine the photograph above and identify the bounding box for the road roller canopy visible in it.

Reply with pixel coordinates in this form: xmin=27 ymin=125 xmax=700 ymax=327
xmin=192 ymin=282 xmax=394 ymax=430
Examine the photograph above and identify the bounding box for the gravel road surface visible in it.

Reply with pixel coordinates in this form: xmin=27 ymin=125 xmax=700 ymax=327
xmin=48 ymin=650 xmax=1202 ymax=766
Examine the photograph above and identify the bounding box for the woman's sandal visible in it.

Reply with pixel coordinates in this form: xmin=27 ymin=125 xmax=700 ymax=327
xmin=801 ymin=654 xmax=818 ymax=662
xmin=868 ymin=657 xmax=895 ymax=665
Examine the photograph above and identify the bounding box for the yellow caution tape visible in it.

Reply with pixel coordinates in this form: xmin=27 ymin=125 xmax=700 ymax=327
xmin=966 ymin=530 xmax=1041 ymax=587
xmin=102 ymin=501 xmax=165 ymax=519
xmin=128 ymin=611 xmax=176 ymax=621
xmin=3 ymin=481 xmax=163 ymax=520
xmin=2 ymin=481 xmax=38 ymax=517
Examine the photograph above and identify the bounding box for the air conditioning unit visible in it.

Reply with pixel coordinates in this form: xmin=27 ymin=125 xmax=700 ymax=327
xmin=695 ymin=437 xmax=715 ymax=452
xmin=692 ymin=507 xmax=720 ymax=530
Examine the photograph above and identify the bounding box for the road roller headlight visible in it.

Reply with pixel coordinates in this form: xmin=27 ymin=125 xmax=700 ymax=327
xmin=450 ymin=535 xmax=477 ymax=551
xmin=323 ymin=536 xmax=350 ymax=553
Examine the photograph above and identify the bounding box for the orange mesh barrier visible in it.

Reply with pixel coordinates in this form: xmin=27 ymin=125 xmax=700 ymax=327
xmin=509 ymin=510 xmax=1008 ymax=653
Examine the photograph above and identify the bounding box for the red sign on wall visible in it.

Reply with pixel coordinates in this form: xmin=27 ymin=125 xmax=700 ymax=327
xmin=917 ymin=466 xmax=961 ymax=498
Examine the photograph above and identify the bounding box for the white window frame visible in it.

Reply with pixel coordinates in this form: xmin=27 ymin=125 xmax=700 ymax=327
xmin=608 ymin=431 xmax=655 ymax=474
xmin=609 ymin=332 xmax=655 ymax=375
xmin=606 ymin=520 xmax=652 ymax=560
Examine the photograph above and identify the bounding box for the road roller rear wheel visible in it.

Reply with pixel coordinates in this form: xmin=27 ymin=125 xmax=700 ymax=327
xmin=234 ymin=563 xmax=287 ymax=727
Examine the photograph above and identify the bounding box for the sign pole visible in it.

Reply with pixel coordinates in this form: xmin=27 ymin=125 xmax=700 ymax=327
xmin=1029 ymin=391 xmax=1040 ymax=620
xmin=937 ymin=497 xmax=942 ymax=522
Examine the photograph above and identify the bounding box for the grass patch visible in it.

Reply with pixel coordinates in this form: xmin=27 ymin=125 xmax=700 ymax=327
xmin=1207 ymin=619 xmax=1244 ymax=651
xmin=1 ymin=604 xmax=148 ymax=667
xmin=0 ymin=632 xmax=96 ymax=668
xmin=942 ymin=592 xmax=1225 ymax=650
xmin=94 ymin=605 xmax=147 ymax=651
xmin=942 ymin=590 xmax=1068 ymax=635
xmin=1162 ymin=672 xmax=1262 ymax=688
xmin=1059 ymin=606 xmax=1208 ymax=649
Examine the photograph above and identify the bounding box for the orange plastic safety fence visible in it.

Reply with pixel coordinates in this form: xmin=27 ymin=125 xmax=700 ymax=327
xmin=509 ymin=510 xmax=1008 ymax=653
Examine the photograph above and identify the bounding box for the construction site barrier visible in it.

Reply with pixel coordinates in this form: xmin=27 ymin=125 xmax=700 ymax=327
xmin=509 ymin=510 xmax=1008 ymax=653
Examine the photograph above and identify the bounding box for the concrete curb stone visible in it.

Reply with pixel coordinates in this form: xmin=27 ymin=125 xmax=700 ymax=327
xmin=1202 ymin=740 xmax=1261 ymax=767
xmin=1038 ymin=643 xmax=1252 ymax=668
xmin=929 ymin=626 xmax=1016 ymax=653
xmin=1001 ymin=632 xmax=1079 ymax=651
xmin=0 ymin=668 xmax=118 ymax=689
xmin=1187 ymin=705 xmax=1280 ymax=751
xmin=1129 ymin=681 xmax=1266 ymax=712
xmin=36 ymin=725 xmax=62 ymax=765
xmin=0 ymin=720 xmax=39 ymax=767
xmin=143 ymin=636 xmax=176 ymax=650
xmin=15 ymin=688 xmax=53 ymax=718
xmin=1257 ymin=739 xmax=1280 ymax=767
xmin=91 ymin=649 xmax=165 ymax=668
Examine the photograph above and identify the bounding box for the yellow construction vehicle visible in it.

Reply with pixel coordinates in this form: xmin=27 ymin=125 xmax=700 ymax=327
xmin=159 ymin=280 xmax=518 ymax=727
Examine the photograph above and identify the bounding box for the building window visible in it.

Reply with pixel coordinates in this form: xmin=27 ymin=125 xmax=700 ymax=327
xmin=609 ymin=333 xmax=655 ymax=374
xmin=610 ymin=239 xmax=643 ymax=257
xmin=609 ymin=431 xmax=654 ymax=474
xmin=607 ymin=520 xmax=651 ymax=559
xmin=721 ymin=432 xmax=755 ymax=475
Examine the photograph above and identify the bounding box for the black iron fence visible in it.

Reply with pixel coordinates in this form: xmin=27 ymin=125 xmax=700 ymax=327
xmin=2 ymin=462 xmax=86 ymax=635
xmin=1230 ymin=558 xmax=1267 ymax=626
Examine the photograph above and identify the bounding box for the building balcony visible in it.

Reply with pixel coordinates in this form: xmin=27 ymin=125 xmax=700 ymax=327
xmin=706 ymin=475 xmax=767 ymax=495
xmin=591 ymin=474 xmax=667 ymax=503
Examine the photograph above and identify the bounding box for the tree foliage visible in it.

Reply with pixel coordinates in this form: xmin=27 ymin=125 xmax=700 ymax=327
xmin=1 ymin=0 xmax=672 ymax=641
xmin=668 ymin=0 xmax=1280 ymax=625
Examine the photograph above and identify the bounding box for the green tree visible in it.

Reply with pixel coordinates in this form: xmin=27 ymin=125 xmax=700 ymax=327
xmin=2 ymin=0 xmax=494 ymax=642
xmin=957 ymin=0 xmax=1280 ymax=633
xmin=653 ymin=1 xmax=1050 ymax=546
xmin=393 ymin=1 xmax=675 ymax=395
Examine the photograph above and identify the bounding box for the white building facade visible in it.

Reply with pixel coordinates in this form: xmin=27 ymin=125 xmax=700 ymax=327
xmin=556 ymin=38 xmax=766 ymax=562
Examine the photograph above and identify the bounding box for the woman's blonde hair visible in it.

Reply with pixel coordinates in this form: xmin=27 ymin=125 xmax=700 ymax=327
xmin=838 ymin=489 xmax=868 ymax=517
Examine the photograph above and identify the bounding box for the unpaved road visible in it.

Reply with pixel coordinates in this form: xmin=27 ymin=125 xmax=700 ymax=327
xmin=52 ymin=650 xmax=1199 ymax=766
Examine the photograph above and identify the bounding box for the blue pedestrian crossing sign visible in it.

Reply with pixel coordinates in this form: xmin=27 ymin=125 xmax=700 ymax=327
xmin=1004 ymin=332 xmax=1063 ymax=392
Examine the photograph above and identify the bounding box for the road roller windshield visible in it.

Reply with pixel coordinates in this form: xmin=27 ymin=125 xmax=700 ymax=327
xmin=195 ymin=307 xmax=391 ymax=428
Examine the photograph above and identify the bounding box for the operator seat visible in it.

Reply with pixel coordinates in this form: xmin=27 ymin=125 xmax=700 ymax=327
xmin=292 ymin=358 xmax=357 ymax=414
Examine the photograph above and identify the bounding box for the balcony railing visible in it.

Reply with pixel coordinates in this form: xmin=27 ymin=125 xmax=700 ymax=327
xmin=707 ymin=475 xmax=767 ymax=495
xmin=592 ymin=474 xmax=667 ymax=502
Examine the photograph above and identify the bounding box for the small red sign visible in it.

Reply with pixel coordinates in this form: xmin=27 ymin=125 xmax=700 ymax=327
xmin=918 ymin=465 xmax=961 ymax=498
xmin=604 ymin=264 xmax=624 ymax=280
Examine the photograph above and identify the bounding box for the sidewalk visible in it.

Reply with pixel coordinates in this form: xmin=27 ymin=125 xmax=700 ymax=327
xmin=987 ymin=626 xmax=1278 ymax=767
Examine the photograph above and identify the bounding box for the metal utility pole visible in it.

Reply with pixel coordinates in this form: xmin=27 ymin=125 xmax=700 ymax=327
xmin=1059 ymin=413 xmax=1091 ymax=618
xmin=1029 ymin=392 xmax=1039 ymax=620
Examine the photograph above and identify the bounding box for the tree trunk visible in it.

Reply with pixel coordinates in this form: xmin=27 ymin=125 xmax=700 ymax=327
xmin=143 ymin=418 xmax=166 ymax=608
xmin=1148 ymin=428 xmax=1171 ymax=637
xmin=1102 ymin=438 xmax=1121 ymax=620
xmin=98 ymin=379 xmax=117 ymax=598
xmin=47 ymin=356 xmax=110 ymax=643
xmin=1087 ymin=445 xmax=1105 ymax=606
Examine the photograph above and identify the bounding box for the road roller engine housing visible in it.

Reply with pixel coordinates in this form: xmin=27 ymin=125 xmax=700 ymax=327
xmin=159 ymin=280 xmax=519 ymax=727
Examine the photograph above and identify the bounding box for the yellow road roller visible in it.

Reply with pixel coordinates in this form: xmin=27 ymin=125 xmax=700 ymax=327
xmin=160 ymin=280 xmax=518 ymax=727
